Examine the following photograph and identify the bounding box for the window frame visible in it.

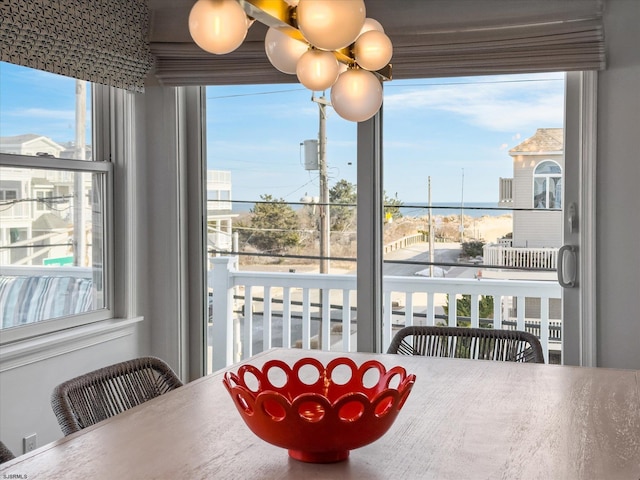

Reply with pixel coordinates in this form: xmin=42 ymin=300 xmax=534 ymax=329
xmin=0 ymin=86 xmax=115 ymax=345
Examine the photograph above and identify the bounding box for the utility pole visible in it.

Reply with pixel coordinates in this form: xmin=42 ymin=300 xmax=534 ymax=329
xmin=312 ymin=95 xmax=331 ymax=274
xmin=428 ymin=176 xmax=434 ymax=277
xmin=460 ymin=168 xmax=465 ymax=244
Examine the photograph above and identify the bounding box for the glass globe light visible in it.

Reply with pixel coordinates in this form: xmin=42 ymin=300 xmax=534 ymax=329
xmin=296 ymin=49 xmax=340 ymax=91
xmin=265 ymin=27 xmax=309 ymax=75
xmin=296 ymin=0 xmax=366 ymax=51
xmin=354 ymin=30 xmax=393 ymax=71
xmin=188 ymin=0 xmax=248 ymax=55
xmin=330 ymin=68 xmax=382 ymax=122
xmin=359 ymin=18 xmax=384 ymax=35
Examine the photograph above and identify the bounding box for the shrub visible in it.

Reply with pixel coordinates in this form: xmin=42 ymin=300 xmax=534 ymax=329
xmin=462 ymin=240 xmax=485 ymax=258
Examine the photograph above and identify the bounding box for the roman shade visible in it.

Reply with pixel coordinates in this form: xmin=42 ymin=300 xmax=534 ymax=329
xmin=150 ymin=0 xmax=605 ymax=86
xmin=0 ymin=0 xmax=153 ymax=91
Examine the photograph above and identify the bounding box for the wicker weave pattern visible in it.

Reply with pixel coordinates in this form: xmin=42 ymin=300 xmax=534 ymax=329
xmin=51 ymin=356 xmax=183 ymax=436
xmin=387 ymin=326 xmax=545 ymax=364
xmin=0 ymin=440 xmax=15 ymax=464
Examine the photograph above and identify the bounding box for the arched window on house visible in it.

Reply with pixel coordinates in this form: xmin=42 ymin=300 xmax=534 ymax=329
xmin=533 ymin=160 xmax=562 ymax=209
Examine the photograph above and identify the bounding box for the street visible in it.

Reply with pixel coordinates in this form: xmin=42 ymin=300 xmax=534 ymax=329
xmin=383 ymin=242 xmax=477 ymax=278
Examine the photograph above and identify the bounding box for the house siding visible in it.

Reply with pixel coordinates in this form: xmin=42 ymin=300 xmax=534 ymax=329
xmin=513 ymin=211 xmax=563 ymax=248
xmin=511 ymin=154 xmax=563 ymax=248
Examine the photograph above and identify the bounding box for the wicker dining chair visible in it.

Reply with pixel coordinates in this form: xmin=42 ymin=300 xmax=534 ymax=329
xmin=0 ymin=441 xmax=15 ymax=464
xmin=387 ymin=326 xmax=545 ymax=364
xmin=51 ymin=356 xmax=184 ymax=436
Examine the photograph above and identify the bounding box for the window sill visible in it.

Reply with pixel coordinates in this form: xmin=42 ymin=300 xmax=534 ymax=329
xmin=0 ymin=317 xmax=144 ymax=372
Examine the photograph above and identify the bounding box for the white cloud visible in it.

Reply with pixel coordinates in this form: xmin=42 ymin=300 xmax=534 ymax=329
xmin=384 ymin=74 xmax=564 ymax=132
xmin=8 ymin=108 xmax=75 ymax=121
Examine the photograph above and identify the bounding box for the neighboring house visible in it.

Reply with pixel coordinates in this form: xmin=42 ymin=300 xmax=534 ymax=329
xmin=486 ymin=129 xmax=564 ymax=341
xmin=487 ymin=128 xmax=564 ymax=273
xmin=0 ymin=135 xmax=82 ymax=266
xmin=0 ymin=133 xmax=66 ymax=157
xmin=500 ymin=128 xmax=564 ymax=249
xmin=207 ymin=170 xmax=237 ymax=255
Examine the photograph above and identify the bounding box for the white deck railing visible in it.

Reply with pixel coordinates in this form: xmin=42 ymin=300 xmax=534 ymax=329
xmin=210 ymin=257 xmax=562 ymax=370
xmin=483 ymin=244 xmax=559 ymax=270
xmin=383 ymin=233 xmax=428 ymax=254
xmin=0 ymin=201 xmax=30 ymax=220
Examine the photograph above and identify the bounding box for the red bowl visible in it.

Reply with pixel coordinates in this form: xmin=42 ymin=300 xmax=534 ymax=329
xmin=223 ymin=356 xmax=416 ymax=463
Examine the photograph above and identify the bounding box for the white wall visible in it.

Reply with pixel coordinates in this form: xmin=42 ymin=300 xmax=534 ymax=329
xmin=141 ymin=84 xmax=207 ymax=381
xmin=596 ymin=0 xmax=640 ymax=369
xmin=0 ymin=326 xmax=145 ymax=455
xmin=142 ymin=85 xmax=190 ymax=378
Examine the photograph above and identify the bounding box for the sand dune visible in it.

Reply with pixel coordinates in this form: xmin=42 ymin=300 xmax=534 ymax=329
xmin=384 ymin=214 xmax=512 ymax=245
xmin=469 ymin=214 xmax=512 ymax=243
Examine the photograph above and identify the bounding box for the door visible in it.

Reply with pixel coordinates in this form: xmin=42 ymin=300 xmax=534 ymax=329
xmin=375 ymin=72 xmax=596 ymax=364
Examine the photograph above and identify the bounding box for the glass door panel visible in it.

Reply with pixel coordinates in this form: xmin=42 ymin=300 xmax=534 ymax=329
xmin=205 ymin=85 xmax=357 ymax=373
xmin=381 ymin=73 xmax=567 ymax=363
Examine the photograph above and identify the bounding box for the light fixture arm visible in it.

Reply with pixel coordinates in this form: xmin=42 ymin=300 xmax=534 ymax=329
xmin=237 ymin=0 xmax=391 ymax=80
xmin=237 ymin=0 xmax=301 ymax=38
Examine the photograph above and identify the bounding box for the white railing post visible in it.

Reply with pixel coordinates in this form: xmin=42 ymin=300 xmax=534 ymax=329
xmin=383 ymin=290 xmax=393 ymax=350
xmin=540 ymin=297 xmax=550 ymax=364
xmin=342 ymin=290 xmax=352 ymax=352
xmin=211 ymin=257 xmax=237 ymax=371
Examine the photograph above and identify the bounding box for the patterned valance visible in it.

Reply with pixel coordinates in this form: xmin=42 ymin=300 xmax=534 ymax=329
xmin=0 ymin=0 xmax=153 ymax=91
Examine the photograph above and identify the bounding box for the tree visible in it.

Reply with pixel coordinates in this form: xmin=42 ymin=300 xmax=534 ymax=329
xmin=443 ymin=295 xmax=494 ymax=326
xmin=384 ymin=191 xmax=403 ymax=220
xmin=246 ymin=194 xmax=300 ymax=253
xmin=329 ymin=179 xmax=357 ymax=232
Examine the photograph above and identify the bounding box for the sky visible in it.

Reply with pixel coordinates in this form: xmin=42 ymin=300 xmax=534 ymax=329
xmin=0 ymin=63 xmax=93 ymax=145
xmin=0 ymin=62 xmax=565 ymax=204
xmin=206 ymin=73 xmax=565 ymax=204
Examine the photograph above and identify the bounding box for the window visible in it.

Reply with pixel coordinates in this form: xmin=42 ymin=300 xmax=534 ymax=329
xmin=533 ymin=161 xmax=562 ymax=209
xmin=0 ymin=190 xmax=17 ymax=201
xmin=0 ymin=62 xmax=113 ymax=342
xmin=35 ymin=190 xmax=54 ymax=211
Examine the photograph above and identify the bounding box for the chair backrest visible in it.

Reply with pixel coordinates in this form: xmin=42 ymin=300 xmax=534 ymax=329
xmin=387 ymin=326 xmax=545 ymax=364
xmin=0 ymin=440 xmax=15 ymax=464
xmin=51 ymin=356 xmax=184 ymax=436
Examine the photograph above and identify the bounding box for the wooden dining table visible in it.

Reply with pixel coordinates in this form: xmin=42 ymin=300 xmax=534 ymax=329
xmin=2 ymin=348 xmax=639 ymax=479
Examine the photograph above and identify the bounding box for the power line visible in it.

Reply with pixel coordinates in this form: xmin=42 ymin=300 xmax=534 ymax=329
xmin=205 ymin=77 xmax=562 ymax=100
xmin=207 ymin=87 xmax=306 ymax=100
xmin=386 ymin=77 xmax=563 ymax=89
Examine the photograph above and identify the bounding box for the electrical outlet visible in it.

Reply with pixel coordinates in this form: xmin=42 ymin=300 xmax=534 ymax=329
xmin=23 ymin=433 xmax=37 ymax=453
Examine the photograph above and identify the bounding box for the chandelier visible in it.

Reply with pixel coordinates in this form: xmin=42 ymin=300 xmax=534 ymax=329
xmin=188 ymin=0 xmax=393 ymax=122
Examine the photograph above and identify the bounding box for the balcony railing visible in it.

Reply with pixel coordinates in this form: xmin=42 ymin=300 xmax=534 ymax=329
xmin=210 ymin=257 xmax=562 ymax=370
xmin=0 ymin=200 xmax=30 ymax=220
xmin=483 ymin=244 xmax=559 ymax=270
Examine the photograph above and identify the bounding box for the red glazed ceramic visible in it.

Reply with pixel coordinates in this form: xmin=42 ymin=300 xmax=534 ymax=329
xmin=223 ymin=356 xmax=416 ymax=463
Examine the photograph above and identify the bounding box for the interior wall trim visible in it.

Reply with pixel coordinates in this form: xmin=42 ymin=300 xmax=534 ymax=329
xmin=0 ymin=317 xmax=143 ymax=373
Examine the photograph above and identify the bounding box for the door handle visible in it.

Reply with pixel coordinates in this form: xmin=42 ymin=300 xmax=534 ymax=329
xmin=557 ymin=244 xmax=577 ymax=288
